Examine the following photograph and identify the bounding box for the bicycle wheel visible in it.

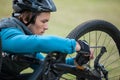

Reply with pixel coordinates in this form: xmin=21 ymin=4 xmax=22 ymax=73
xmin=61 ymin=20 xmax=120 ymax=80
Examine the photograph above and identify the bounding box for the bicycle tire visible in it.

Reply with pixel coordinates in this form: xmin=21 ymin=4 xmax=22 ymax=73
xmin=63 ymin=20 xmax=120 ymax=80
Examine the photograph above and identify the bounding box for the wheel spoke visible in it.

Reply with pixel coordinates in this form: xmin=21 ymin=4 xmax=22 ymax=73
xmin=65 ymin=20 xmax=120 ymax=80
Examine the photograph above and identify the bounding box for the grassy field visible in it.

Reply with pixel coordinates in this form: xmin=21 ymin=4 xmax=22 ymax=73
xmin=0 ymin=0 xmax=120 ymax=37
xmin=1 ymin=0 xmax=120 ymax=79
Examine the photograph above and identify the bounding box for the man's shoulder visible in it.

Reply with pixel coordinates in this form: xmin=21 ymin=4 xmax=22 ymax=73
xmin=0 ymin=17 xmax=16 ymax=29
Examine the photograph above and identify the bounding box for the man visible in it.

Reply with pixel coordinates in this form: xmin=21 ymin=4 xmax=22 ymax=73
xmin=0 ymin=0 xmax=92 ymax=79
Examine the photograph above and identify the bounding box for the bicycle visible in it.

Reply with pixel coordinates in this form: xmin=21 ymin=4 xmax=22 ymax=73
xmin=1 ymin=20 xmax=120 ymax=80
xmin=26 ymin=19 xmax=120 ymax=80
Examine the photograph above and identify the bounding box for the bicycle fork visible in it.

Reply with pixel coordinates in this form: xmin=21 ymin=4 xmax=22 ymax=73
xmin=94 ymin=46 xmax=108 ymax=80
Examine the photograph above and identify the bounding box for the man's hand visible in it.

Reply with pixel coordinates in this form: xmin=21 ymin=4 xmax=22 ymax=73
xmin=75 ymin=40 xmax=91 ymax=66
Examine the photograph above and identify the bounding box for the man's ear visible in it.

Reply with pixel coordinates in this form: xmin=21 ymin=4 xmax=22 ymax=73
xmin=23 ymin=18 xmax=28 ymax=24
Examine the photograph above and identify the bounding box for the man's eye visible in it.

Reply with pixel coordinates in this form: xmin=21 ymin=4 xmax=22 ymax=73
xmin=42 ymin=21 xmax=46 ymax=23
xmin=41 ymin=20 xmax=48 ymax=23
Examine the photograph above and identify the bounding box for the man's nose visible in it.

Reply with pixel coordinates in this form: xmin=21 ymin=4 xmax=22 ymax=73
xmin=44 ymin=24 xmax=48 ymax=30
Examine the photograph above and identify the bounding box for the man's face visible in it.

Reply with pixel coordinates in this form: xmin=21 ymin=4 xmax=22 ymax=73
xmin=28 ymin=12 xmax=50 ymax=35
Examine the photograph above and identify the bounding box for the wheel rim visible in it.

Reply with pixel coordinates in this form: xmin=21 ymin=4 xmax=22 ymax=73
xmin=61 ymin=30 xmax=120 ymax=80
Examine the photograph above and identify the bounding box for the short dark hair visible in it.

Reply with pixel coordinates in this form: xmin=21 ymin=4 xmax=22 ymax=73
xmin=16 ymin=10 xmax=42 ymax=25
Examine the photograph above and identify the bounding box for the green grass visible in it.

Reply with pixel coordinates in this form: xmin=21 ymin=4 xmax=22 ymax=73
xmin=0 ymin=0 xmax=120 ymax=37
xmin=47 ymin=0 xmax=120 ymax=37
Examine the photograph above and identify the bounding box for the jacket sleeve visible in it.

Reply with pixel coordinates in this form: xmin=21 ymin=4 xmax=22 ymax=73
xmin=1 ymin=27 xmax=76 ymax=55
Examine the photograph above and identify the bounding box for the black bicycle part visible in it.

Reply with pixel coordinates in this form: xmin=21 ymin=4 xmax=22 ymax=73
xmin=94 ymin=46 xmax=108 ymax=80
xmin=66 ymin=20 xmax=120 ymax=80
xmin=28 ymin=52 xmax=66 ymax=80
xmin=36 ymin=52 xmax=101 ymax=80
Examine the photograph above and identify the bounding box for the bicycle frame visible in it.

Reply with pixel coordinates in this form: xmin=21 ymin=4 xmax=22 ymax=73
xmin=28 ymin=46 xmax=108 ymax=80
